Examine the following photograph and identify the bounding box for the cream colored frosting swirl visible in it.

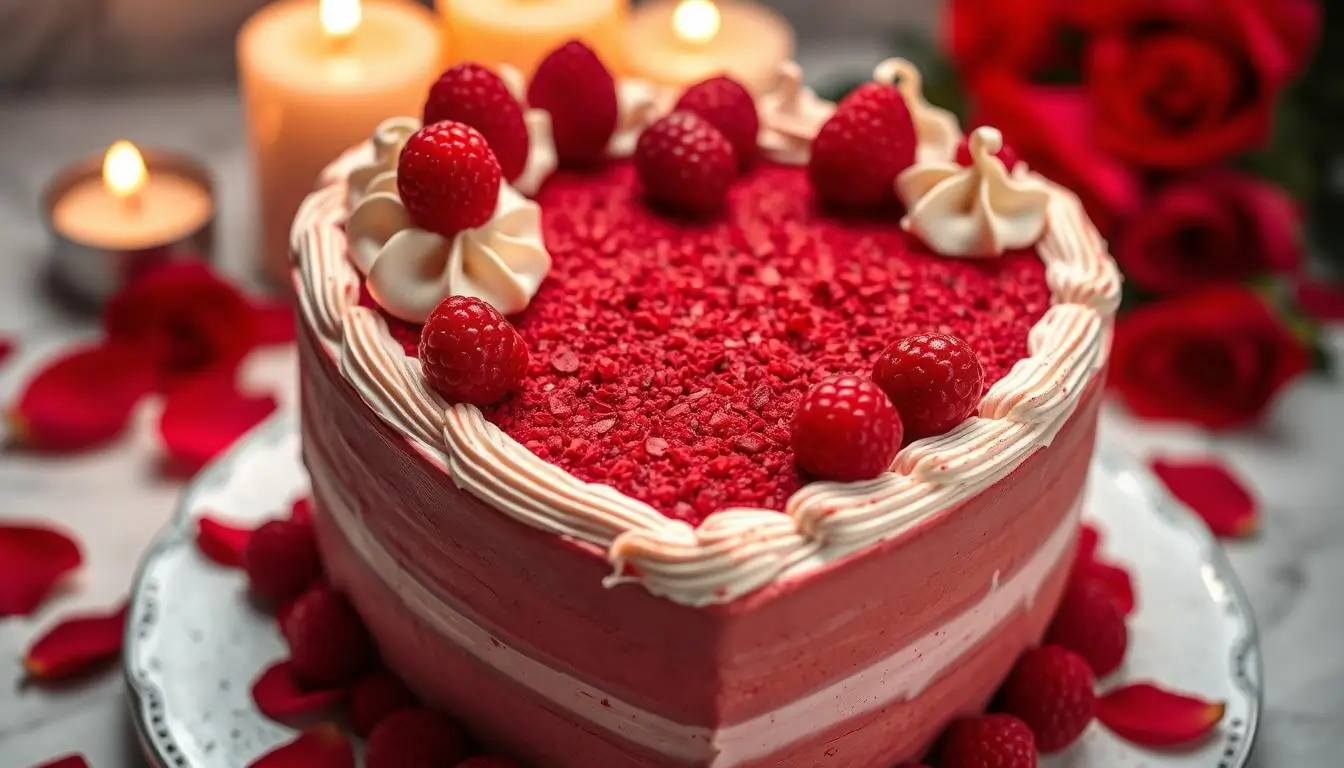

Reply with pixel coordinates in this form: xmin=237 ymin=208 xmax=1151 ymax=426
xmin=897 ymin=127 xmax=1052 ymax=258
xmin=608 ymin=77 xmax=676 ymax=158
xmin=874 ymin=58 xmax=962 ymax=164
xmin=291 ymin=59 xmax=1123 ymax=607
xmin=497 ymin=65 xmax=559 ymax=196
xmin=756 ymin=61 xmax=835 ymax=165
xmin=343 ymin=119 xmax=552 ymax=322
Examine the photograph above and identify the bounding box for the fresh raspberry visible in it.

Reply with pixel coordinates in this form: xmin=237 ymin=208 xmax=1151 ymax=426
xmin=419 ymin=296 xmax=529 ymax=405
xmin=397 ymin=121 xmax=501 ymax=238
xmin=1046 ymin=575 xmax=1129 ymax=677
xmin=808 ymin=82 xmax=916 ymax=207
xmin=938 ymin=714 xmax=1038 ymax=768
xmin=528 ymin=40 xmax=618 ymax=166
xmin=873 ymin=332 xmax=985 ymax=440
xmin=674 ymin=75 xmax=759 ymax=169
xmin=423 ymin=63 xmax=530 ymax=183
xmin=349 ymin=670 xmax=416 ymax=737
xmin=635 ymin=111 xmax=737 ymax=213
xmin=456 ymin=759 xmax=520 ymax=768
xmin=243 ymin=519 xmax=321 ymax=603
xmin=998 ymin=645 xmax=1097 ymax=753
xmin=366 ymin=708 xmax=468 ymax=768
xmin=791 ymin=375 xmax=903 ymax=481
xmin=956 ymin=135 xmax=1022 ymax=171
xmin=282 ymin=585 xmax=374 ymax=687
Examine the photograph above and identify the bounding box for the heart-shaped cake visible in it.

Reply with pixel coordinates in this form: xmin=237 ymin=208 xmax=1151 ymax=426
xmin=292 ymin=43 xmax=1119 ymax=767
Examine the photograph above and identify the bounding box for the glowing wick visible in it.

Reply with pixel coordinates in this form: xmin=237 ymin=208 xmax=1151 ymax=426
xmin=673 ymin=0 xmax=720 ymax=46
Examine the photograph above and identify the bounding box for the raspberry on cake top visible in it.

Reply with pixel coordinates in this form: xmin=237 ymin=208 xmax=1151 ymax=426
xmin=292 ymin=41 xmax=1120 ymax=605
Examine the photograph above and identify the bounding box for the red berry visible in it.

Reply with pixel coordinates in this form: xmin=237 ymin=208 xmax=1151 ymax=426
xmin=423 ymin=63 xmax=530 ymax=183
xmin=528 ymin=40 xmax=618 ymax=166
xmin=282 ymin=585 xmax=374 ymax=687
xmin=398 ymin=121 xmax=501 ymax=238
xmin=635 ymin=111 xmax=737 ymax=213
xmin=938 ymin=714 xmax=1038 ymax=768
xmin=243 ymin=519 xmax=321 ymax=603
xmin=956 ymin=135 xmax=1022 ymax=171
xmin=998 ymin=645 xmax=1096 ymax=753
xmin=791 ymin=375 xmax=903 ymax=481
xmin=366 ymin=708 xmax=468 ymax=768
xmin=873 ymin=332 xmax=984 ymax=440
xmin=1046 ymin=576 xmax=1129 ymax=677
xmin=456 ymin=759 xmax=520 ymax=768
xmin=419 ymin=296 xmax=529 ymax=405
xmin=349 ymin=671 xmax=416 ymax=737
xmin=674 ymin=75 xmax=759 ymax=169
xmin=808 ymin=82 xmax=916 ymax=207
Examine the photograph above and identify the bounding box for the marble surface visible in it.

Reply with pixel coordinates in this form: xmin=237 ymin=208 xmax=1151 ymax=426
xmin=1 ymin=82 xmax=1342 ymax=768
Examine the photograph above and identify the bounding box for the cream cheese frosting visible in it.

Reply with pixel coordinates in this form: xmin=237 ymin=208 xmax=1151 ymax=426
xmin=290 ymin=60 xmax=1122 ymax=607
xmin=608 ymin=77 xmax=676 ymax=158
xmin=897 ymin=127 xmax=1052 ymax=258
xmin=756 ymin=61 xmax=835 ymax=165
xmin=496 ymin=65 xmax=559 ymax=196
xmin=874 ymin=57 xmax=962 ymax=165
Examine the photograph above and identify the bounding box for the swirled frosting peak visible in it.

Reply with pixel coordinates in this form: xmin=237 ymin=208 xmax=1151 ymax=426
xmin=344 ymin=120 xmax=551 ymax=322
xmin=497 ymin=65 xmax=559 ymax=196
xmin=757 ymin=62 xmax=836 ymax=165
xmin=897 ymin=127 xmax=1051 ymax=258
xmin=874 ymin=58 xmax=962 ymax=164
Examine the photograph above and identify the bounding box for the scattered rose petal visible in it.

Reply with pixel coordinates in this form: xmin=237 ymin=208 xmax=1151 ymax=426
xmin=290 ymin=497 xmax=314 ymax=525
xmin=1078 ymin=523 xmax=1101 ymax=563
xmin=0 ymin=335 xmax=14 ymax=367
xmin=1097 ymin=682 xmax=1226 ymax=747
xmin=197 ymin=516 xmax=254 ymax=567
xmin=1295 ymin=279 xmax=1344 ymax=322
xmin=248 ymin=724 xmax=354 ymax=768
xmin=8 ymin=344 xmax=155 ymax=452
xmin=252 ymin=297 xmax=298 ymax=346
xmin=24 ymin=602 xmax=128 ymax=680
xmin=0 ymin=523 xmax=83 ymax=618
xmin=31 ymin=755 xmax=89 ymax=768
xmin=1077 ymin=559 xmax=1136 ymax=616
xmin=1151 ymin=458 xmax=1258 ymax=539
xmin=159 ymin=371 xmax=278 ymax=476
xmin=252 ymin=660 xmax=349 ymax=721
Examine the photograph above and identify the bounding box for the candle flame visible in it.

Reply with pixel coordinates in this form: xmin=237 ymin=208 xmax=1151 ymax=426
xmin=320 ymin=0 xmax=361 ymax=42
xmin=673 ymin=0 xmax=720 ymax=46
xmin=102 ymin=141 xmax=147 ymax=201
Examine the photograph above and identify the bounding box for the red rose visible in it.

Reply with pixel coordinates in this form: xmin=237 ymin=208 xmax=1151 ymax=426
xmin=1083 ymin=0 xmax=1321 ymax=169
xmin=105 ymin=262 xmax=258 ymax=389
xmin=1110 ymin=286 xmax=1308 ymax=429
xmin=970 ymin=72 xmax=1140 ymax=234
xmin=1117 ymin=171 xmax=1302 ymax=294
xmin=945 ymin=0 xmax=1066 ymax=79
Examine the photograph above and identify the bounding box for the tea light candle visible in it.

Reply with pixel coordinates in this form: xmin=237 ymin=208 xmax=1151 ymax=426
xmin=41 ymin=141 xmax=215 ymax=305
xmin=438 ymin=0 xmax=629 ymax=78
xmin=238 ymin=0 xmax=443 ymax=287
xmin=626 ymin=0 xmax=794 ymax=94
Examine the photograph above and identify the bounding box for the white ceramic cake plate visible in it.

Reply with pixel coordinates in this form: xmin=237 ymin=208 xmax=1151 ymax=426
xmin=124 ymin=412 xmax=1261 ymax=768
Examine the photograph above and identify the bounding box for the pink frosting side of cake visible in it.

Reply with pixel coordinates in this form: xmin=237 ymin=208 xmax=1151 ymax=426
xmin=299 ymin=306 xmax=1101 ymax=765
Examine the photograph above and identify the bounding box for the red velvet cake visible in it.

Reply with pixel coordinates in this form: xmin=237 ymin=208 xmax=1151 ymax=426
xmin=290 ymin=46 xmax=1120 ymax=766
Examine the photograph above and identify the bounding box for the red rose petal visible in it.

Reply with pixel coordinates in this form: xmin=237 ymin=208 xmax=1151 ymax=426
xmin=248 ymin=724 xmax=354 ymax=768
xmin=1296 ymin=279 xmax=1344 ymax=322
xmin=1078 ymin=523 xmax=1101 ymax=563
xmin=1077 ymin=559 xmax=1137 ymax=616
xmin=159 ymin=371 xmax=278 ymax=476
xmin=0 ymin=335 xmax=15 ymax=367
xmin=23 ymin=602 xmax=128 ymax=680
xmin=8 ymin=344 xmax=155 ymax=452
xmin=1096 ymin=682 xmax=1226 ymax=747
xmin=290 ymin=497 xmax=314 ymax=525
xmin=252 ymin=298 xmax=298 ymax=347
xmin=31 ymin=756 xmax=89 ymax=768
xmin=252 ymin=660 xmax=349 ymax=721
xmin=1151 ymin=457 xmax=1259 ymax=538
xmin=0 ymin=523 xmax=83 ymax=618
xmin=197 ymin=516 xmax=255 ymax=568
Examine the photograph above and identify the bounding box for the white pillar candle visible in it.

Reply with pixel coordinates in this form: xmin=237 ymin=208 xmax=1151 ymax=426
xmin=626 ymin=0 xmax=794 ymax=95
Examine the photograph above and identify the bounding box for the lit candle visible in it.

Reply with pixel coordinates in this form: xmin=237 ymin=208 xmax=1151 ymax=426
xmin=438 ymin=0 xmax=629 ymax=78
xmin=238 ymin=0 xmax=443 ymax=287
xmin=626 ymin=0 xmax=794 ymax=95
xmin=41 ymin=142 xmax=216 ymax=304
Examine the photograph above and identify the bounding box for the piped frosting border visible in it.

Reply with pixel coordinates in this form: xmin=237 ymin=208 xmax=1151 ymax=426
xmin=292 ymin=60 xmax=1122 ymax=608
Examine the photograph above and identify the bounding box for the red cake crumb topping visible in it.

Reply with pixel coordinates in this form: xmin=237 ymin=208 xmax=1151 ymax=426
xmin=367 ymin=162 xmax=1049 ymax=523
